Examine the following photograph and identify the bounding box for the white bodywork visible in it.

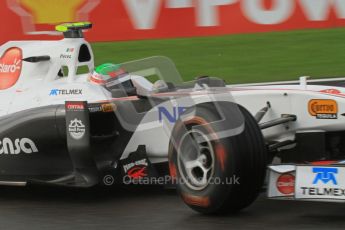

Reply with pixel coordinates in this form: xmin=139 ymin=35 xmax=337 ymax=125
xmin=1 ymin=36 xmax=345 ymax=165
xmin=0 ymin=38 xmax=109 ymax=115
xmin=124 ymin=80 xmax=345 ymax=162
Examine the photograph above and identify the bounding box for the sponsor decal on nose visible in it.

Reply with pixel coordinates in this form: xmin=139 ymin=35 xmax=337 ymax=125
xmin=0 ymin=48 xmax=22 ymax=90
xmin=276 ymin=173 xmax=295 ymax=195
xmin=312 ymin=167 xmax=338 ymax=185
xmin=308 ymin=99 xmax=338 ymax=119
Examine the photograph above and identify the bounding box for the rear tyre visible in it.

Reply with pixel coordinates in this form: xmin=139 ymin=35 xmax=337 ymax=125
xmin=168 ymin=103 xmax=267 ymax=214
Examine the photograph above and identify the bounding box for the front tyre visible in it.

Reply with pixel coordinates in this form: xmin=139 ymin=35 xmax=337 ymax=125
xmin=168 ymin=103 xmax=267 ymax=214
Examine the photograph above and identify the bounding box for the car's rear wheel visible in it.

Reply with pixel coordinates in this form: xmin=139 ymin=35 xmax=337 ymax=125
xmin=168 ymin=103 xmax=267 ymax=214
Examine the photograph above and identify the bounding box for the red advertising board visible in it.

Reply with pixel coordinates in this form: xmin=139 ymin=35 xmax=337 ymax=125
xmin=1 ymin=0 xmax=345 ymax=44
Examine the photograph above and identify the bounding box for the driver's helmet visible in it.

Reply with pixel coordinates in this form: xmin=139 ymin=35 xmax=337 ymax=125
xmin=89 ymin=63 xmax=127 ymax=85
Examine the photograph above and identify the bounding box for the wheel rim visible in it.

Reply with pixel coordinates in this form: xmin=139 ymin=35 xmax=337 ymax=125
xmin=177 ymin=128 xmax=215 ymax=191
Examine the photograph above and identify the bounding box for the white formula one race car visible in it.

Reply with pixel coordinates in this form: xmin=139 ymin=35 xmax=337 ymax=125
xmin=0 ymin=22 xmax=345 ymax=215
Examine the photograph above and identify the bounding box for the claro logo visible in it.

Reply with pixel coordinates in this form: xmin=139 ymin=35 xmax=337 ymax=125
xmin=0 ymin=59 xmax=21 ymax=73
xmin=0 ymin=138 xmax=38 ymax=154
xmin=0 ymin=48 xmax=22 ymax=90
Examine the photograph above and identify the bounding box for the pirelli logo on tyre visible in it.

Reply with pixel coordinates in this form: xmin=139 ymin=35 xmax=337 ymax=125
xmin=308 ymin=99 xmax=338 ymax=119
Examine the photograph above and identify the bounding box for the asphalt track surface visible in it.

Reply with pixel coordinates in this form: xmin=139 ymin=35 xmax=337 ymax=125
xmin=2 ymin=79 xmax=345 ymax=230
xmin=0 ymin=185 xmax=344 ymax=230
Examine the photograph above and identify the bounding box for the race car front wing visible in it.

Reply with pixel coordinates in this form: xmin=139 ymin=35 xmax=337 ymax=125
xmin=268 ymin=163 xmax=345 ymax=202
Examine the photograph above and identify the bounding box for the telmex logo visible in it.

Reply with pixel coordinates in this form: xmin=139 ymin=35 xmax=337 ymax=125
xmin=49 ymin=89 xmax=83 ymax=96
xmin=312 ymin=167 xmax=338 ymax=185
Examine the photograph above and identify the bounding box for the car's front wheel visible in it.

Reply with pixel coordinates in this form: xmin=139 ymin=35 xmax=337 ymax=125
xmin=168 ymin=103 xmax=267 ymax=214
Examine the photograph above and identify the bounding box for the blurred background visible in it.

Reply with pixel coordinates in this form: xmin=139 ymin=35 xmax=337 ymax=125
xmin=1 ymin=0 xmax=345 ymax=83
